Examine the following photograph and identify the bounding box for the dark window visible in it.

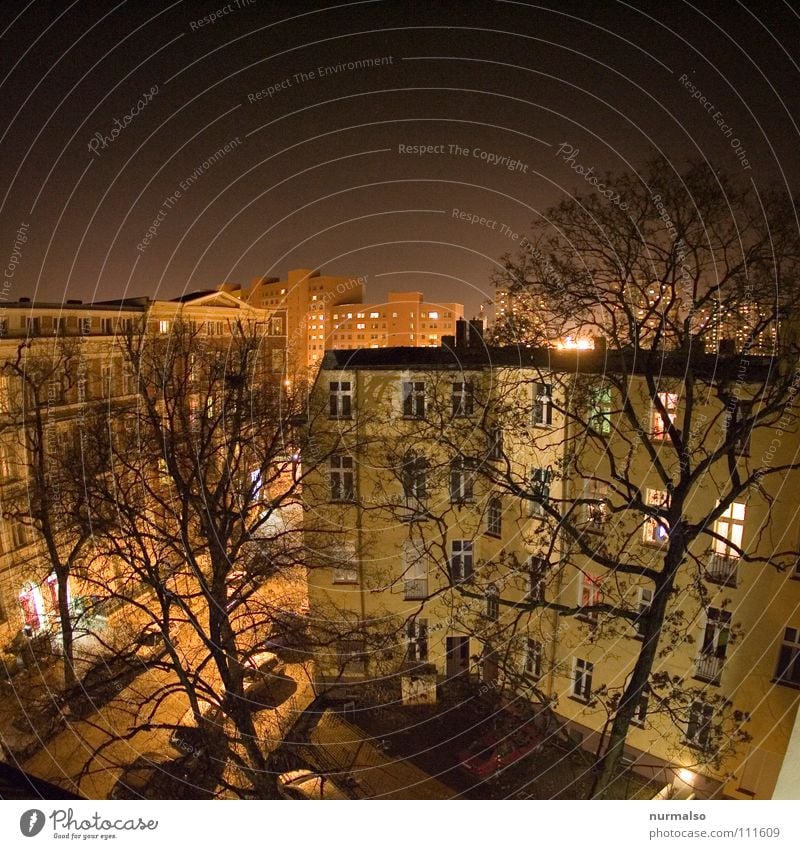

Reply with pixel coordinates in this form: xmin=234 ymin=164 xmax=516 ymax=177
xmin=486 ymin=496 xmax=502 ymax=536
xmin=329 ymin=381 xmax=352 ymax=418
xmin=450 ymin=540 xmax=473 ymax=583
xmin=402 ymin=381 xmax=425 ymax=417
xmin=686 ymin=700 xmax=714 ymax=749
xmin=452 ymin=381 xmax=475 ymax=417
xmin=450 ymin=457 xmax=475 ymax=502
xmin=330 ymin=454 xmax=355 ymax=501
xmin=776 ymin=627 xmax=800 ymax=686
xmin=487 ymin=427 xmax=503 ymax=460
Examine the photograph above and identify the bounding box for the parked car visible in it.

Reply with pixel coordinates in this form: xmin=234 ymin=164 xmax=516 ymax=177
xmin=459 ymin=726 xmax=543 ymax=778
xmin=135 ymin=622 xmax=180 ymax=663
xmin=169 ymin=699 xmax=227 ymax=758
xmin=277 ymin=770 xmax=349 ymax=800
xmin=110 ymin=751 xmax=191 ymax=799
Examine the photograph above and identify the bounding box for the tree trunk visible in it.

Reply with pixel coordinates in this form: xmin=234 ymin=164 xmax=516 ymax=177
xmin=591 ymin=540 xmax=683 ymax=798
xmin=56 ymin=566 xmax=77 ymax=688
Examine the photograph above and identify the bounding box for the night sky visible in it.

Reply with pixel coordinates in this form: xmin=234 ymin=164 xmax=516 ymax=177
xmin=1 ymin=0 xmax=799 ymax=317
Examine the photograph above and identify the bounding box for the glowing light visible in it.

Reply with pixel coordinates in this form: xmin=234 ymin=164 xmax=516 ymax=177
xmin=677 ymin=768 xmax=695 ymax=786
xmin=555 ymin=336 xmax=594 ymax=350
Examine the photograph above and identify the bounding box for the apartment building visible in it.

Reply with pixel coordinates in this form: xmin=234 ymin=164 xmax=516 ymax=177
xmin=224 ymin=268 xmax=464 ymax=370
xmin=305 ymin=336 xmax=800 ymax=800
xmin=0 ymin=290 xmax=285 ymax=666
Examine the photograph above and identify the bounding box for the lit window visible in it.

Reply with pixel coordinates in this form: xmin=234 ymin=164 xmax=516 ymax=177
xmin=450 ymin=540 xmax=473 ymax=583
xmin=651 ymin=392 xmax=678 ymax=439
xmin=526 ymin=556 xmax=548 ymax=602
xmin=631 ymin=689 xmax=649 ymax=727
xmin=370 ymin=311 xmax=380 ymax=318
xmin=708 ymin=502 xmax=745 ymax=586
xmin=573 ymin=657 xmax=593 ymax=701
xmin=330 ymin=454 xmax=355 ymax=501
xmin=158 ymin=320 xmax=170 ymax=335
xmin=643 ymin=489 xmax=670 ymax=544
xmin=532 ymin=382 xmax=552 ymax=426
xmin=428 ymin=310 xmax=439 ymax=319
xmin=589 ymin=387 xmax=612 ymax=434
xmin=356 ymin=323 xmax=366 ymax=329
xmin=486 ymin=496 xmax=502 ymax=536
xmin=776 ymin=627 xmax=800 ymax=687
xmin=578 ymin=574 xmax=602 ymax=623
xmin=329 ymin=380 xmax=352 ymax=418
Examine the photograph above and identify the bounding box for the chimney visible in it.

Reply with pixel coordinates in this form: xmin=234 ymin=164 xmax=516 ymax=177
xmin=468 ymin=319 xmax=484 ymax=347
xmin=455 ymin=319 xmax=468 ymax=348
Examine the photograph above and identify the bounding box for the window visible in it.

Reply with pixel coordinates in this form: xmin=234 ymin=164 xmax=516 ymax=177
xmin=573 ymin=658 xmax=593 ymax=701
xmin=582 ymin=479 xmax=609 ymax=529
xmin=708 ymin=501 xmax=745 ymax=586
xmin=403 ymin=541 xmax=428 ymax=599
xmin=12 ymin=522 xmax=33 ymax=549
xmin=685 ymin=700 xmax=714 ymax=749
xmin=450 ymin=540 xmax=473 ymax=583
xmin=485 ymin=586 xmax=499 ymax=621
xmin=775 ymin=627 xmax=800 ymax=687
xmin=0 ymin=317 xmax=7 ymax=337
xmin=486 ymin=496 xmax=502 ymax=536
xmin=695 ymin=607 xmax=731 ymax=683
xmin=532 ymin=382 xmax=552 ymax=426
xmin=369 ymin=311 xmax=380 ymax=319
xmin=486 ymin=427 xmax=503 ymax=460
xmin=270 ymin=315 xmax=284 ymax=336
xmin=529 ymin=467 xmax=552 ymax=517
xmin=158 ymin=319 xmax=170 ymax=335
xmin=53 ymin=317 xmax=66 ymax=336
xmin=578 ymin=574 xmax=602 ymax=623
xmin=428 ymin=310 xmax=439 ymax=319
xmin=632 ymin=690 xmax=649 ymax=727
xmin=26 ymin=316 xmax=40 ymax=335
xmin=526 ymin=557 xmax=548 ymax=602
xmin=402 ymin=453 xmax=428 ymax=510
xmin=0 ymin=376 xmax=10 ymax=412
xmin=329 ymin=380 xmax=352 ymax=418
xmin=330 ymin=454 xmax=355 ymax=501
xmin=589 ymin=387 xmax=612 ymax=434
xmin=452 ymin=381 xmax=474 ymax=416
xmin=636 ymin=587 xmax=653 ymax=636
xmin=524 ymin=638 xmax=542 ymax=679
xmin=337 ymin=638 xmax=366 ymax=668
xmin=643 ymin=488 xmax=670 ymax=544
xmin=651 ymin=392 xmax=678 ymax=439
xmin=402 ymin=381 xmax=425 ymax=417
xmin=101 ymin=317 xmax=113 ymax=335
xmin=330 ymin=542 xmax=358 ymax=584
xmin=449 ymin=457 xmax=475 ymax=502
xmin=407 ymin=619 xmax=429 ymax=662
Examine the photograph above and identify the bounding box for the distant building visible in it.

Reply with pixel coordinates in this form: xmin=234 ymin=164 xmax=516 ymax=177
xmin=224 ymin=269 xmax=463 ymax=371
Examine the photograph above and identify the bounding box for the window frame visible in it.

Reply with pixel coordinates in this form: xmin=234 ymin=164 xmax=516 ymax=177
xmin=450 ymin=539 xmax=474 ymax=583
xmin=486 ymin=495 xmax=502 ymax=537
xmin=451 ymin=381 xmax=475 ymax=417
xmin=402 ymin=380 xmax=426 ymax=418
xmin=643 ymin=488 xmax=670 ymax=544
xmin=449 ymin=456 xmax=475 ymax=502
xmin=330 ymin=454 xmax=355 ymax=502
xmin=572 ymin=657 xmax=594 ymax=702
xmin=685 ymin=700 xmax=715 ymax=750
xmin=328 ymin=380 xmax=352 ymax=419
xmin=651 ymin=391 xmax=678 ymax=440
xmin=532 ymin=382 xmax=553 ymax=426
xmin=775 ymin=626 xmax=800 ymax=688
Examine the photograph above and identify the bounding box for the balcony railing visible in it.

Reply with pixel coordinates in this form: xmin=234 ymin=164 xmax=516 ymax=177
xmin=706 ymin=551 xmax=739 ymax=586
xmin=404 ymin=578 xmax=428 ymax=600
xmin=694 ymin=652 xmax=724 ymax=684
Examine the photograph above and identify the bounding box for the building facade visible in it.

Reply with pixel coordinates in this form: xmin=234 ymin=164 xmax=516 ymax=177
xmin=305 ymin=339 xmax=800 ymax=800
xmin=0 ymin=291 xmax=285 ymax=671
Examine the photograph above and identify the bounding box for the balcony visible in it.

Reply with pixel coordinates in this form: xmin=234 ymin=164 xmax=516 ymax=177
xmin=404 ymin=578 xmax=428 ymax=600
xmin=694 ymin=652 xmax=724 ymax=684
xmin=706 ymin=551 xmax=739 ymax=586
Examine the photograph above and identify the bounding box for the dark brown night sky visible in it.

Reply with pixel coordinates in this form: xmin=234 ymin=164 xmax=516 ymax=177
xmin=1 ymin=0 xmax=799 ymax=316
